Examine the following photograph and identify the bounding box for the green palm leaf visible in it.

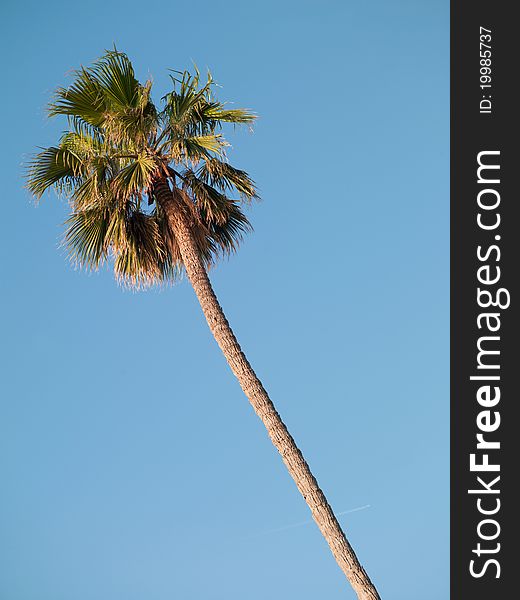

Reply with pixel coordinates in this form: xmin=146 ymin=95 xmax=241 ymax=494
xmin=64 ymin=206 xmax=112 ymax=268
xmin=49 ymin=67 xmax=106 ymax=127
xmin=112 ymin=155 xmax=157 ymax=199
xmin=90 ymin=50 xmax=140 ymax=109
xmin=202 ymin=105 xmax=256 ymax=125
xmin=198 ymin=158 xmax=258 ymax=200
xmin=27 ymin=146 xmax=85 ymax=197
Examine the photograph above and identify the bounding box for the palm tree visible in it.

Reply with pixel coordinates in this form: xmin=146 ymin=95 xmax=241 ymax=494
xmin=26 ymin=50 xmax=381 ymax=600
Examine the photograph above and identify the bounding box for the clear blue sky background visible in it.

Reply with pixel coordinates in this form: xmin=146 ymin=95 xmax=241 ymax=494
xmin=0 ymin=1 xmax=448 ymax=599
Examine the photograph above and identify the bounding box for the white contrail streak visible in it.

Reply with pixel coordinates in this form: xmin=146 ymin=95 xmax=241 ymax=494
xmin=245 ymin=504 xmax=371 ymax=538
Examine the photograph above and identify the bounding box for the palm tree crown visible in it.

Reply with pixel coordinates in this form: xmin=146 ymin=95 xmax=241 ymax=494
xmin=27 ymin=50 xmax=257 ymax=287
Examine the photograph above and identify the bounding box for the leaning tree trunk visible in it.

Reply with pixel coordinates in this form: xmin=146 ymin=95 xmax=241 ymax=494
xmin=155 ymin=180 xmax=381 ymax=600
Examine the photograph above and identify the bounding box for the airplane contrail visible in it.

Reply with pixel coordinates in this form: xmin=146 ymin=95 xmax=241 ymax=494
xmin=245 ymin=504 xmax=371 ymax=539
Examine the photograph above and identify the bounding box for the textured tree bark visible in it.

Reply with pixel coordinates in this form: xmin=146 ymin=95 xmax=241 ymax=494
xmin=155 ymin=180 xmax=381 ymax=600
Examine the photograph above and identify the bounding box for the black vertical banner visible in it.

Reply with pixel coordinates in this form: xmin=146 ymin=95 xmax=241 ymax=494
xmin=451 ymin=3 xmax=518 ymax=599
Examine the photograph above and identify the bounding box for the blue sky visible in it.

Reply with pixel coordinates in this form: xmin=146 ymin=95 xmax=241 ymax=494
xmin=0 ymin=1 xmax=448 ymax=599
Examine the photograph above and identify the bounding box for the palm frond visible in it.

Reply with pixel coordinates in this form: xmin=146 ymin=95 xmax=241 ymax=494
xmin=198 ymin=158 xmax=258 ymax=201
xmin=71 ymin=172 xmax=109 ymax=210
xmin=204 ymin=201 xmax=252 ymax=258
xmin=64 ymin=206 xmax=112 ymax=268
xmin=162 ymin=68 xmax=213 ymax=121
xmin=49 ymin=66 xmax=106 ymax=127
xmin=60 ymin=129 xmax=105 ymax=160
xmin=90 ymin=50 xmax=140 ymax=109
xmin=50 ymin=50 xmax=158 ymax=147
xmin=202 ymin=105 xmax=256 ymax=125
xmin=113 ymin=210 xmax=178 ymax=287
xmin=164 ymin=133 xmax=228 ymax=164
xmin=112 ymin=154 xmax=157 ymax=199
xmin=160 ymin=68 xmax=254 ymax=151
xmin=26 ymin=146 xmax=85 ymax=198
xmin=187 ymin=134 xmax=227 ymax=153
xmin=181 ymin=170 xmax=233 ymax=224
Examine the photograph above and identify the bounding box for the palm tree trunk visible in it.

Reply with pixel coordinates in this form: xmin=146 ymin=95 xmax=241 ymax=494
xmin=156 ymin=181 xmax=381 ymax=600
